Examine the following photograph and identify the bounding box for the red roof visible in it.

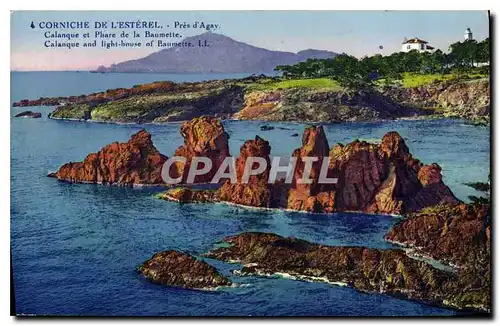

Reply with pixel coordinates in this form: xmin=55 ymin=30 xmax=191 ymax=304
xmin=403 ymin=38 xmax=429 ymax=44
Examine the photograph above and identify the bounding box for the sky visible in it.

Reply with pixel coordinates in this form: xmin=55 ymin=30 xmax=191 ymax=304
xmin=11 ymin=11 xmax=490 ymax=71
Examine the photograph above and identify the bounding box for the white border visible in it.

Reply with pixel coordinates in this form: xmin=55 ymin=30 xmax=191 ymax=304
xmin=3 ymin=1 xmax=498 ymax=325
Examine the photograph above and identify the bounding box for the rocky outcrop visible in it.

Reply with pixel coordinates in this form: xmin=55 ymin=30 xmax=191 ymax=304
xmin=385 ymin=203 xmax=491 ymax=311
xmin=46 ymin=80 xmax=244 ymax=123
xmin=217 ymin=136 xmax=274 ymax=207
xmin=204 ymin=232 xmax=489 ymax=312
xmin=160 ymin=122 xmax=460 ymax=215
xmin=157 ymin=187 xmax=217 ymax=203
xmin=385 ymin=203 xmax=490 ymax=268
xmin=169 ymin=117 xmax=230 ymax=184
xmin=161 ymin=134 xmax=288 ymax=208
xmin=234 ymin=88 xmax=422 ymax=122
xmin=328 ymin=131 xmax=460 ymax=215
xmin=48 ymin=130 xmax=167 ymax=186
xmin=137 ymin=250 xmax=231 ymax=290
xmin=287 ymin=126 xmax=336 ymax=212
xmin=14 ymin=110 xmax=41 ymax=118
xmin=385 ymin=78 xmax=490 ymax=123
xmin=285 ymin=128 xmax=459 ymax=214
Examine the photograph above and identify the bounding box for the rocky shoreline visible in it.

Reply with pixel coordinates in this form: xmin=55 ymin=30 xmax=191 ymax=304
xmin=202 ymin=229 xmax=489 ymax=312
xmin=46 ymin=116 xmax=490 ymax=313
xmin=134 ymin=209 xmax=490 ymax=312
xmin=13 ymin=76 xmax=490 ymax=124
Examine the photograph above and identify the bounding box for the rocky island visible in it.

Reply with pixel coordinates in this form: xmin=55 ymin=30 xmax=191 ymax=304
xmin=385 ymin=203 xmax=490 ymax=268
xmin=137 ymin=250 xmax=232 ymax=290
xmin=48 ymin=130 xmax=168 ymax=186
xmin=47 ymin=116 xmax=232 ymax=186
xmin=14 ymin=110 xmax=42 ymax=118
xmin=385 ymin=203 xmax=491 ymax=312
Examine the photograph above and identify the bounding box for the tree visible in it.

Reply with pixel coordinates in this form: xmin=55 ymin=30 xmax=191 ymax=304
xmin=273 ymin=38 xmax=488 ymax=83
xmin=477 ymin=38 xmax=490 ymax=63
xmin=449 ymin=40 xmax=479 ymax=72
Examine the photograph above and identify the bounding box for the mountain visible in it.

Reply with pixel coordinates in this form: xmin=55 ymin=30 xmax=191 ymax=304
xmin=95 ymin=33 xmax=337 ymax=73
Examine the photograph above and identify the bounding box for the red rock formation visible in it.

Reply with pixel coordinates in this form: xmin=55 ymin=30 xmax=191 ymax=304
xmin=329 ymin=140 xmax=388 ymax=212
xmin=329 ymin=131 xmax=459 ymax=215
xmin=406 ymin=163 xmax=461 ymax=212
xmin=365 ymin=132 xmax=424 ymax=214
xmin=160 ymin=121 xmax=460 ymax=215
xmin=217 ymin=136 xmax=273 ymax=207
xmin=48 ymin=130 xmax=167 ymax=186
xmin=170 ymin=116 xmax=230 ymax=184
xmin=287 ymin=126 xmax=336 ymax=212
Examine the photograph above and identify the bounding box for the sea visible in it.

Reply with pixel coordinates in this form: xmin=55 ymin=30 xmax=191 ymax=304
xmin=10 ymin=71 xmax=490 ymax=316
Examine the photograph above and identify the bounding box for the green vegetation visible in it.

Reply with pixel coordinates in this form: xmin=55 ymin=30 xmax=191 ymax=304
xmin=401 ymin=73 xmax=455 ymax=88
xmin=90 ymin=95 xmax=170 ymax=121
xmin=274 ymin=38 xmax=490 ymax=90
xmin=401 ymin=72 xmax=487 ymax=88
xmin=88 ymin=87 xmax=228 ymax=122
xmin=50 ymin=103 xmax=92 ymax=120
xmin=245 ymin=78 xmax=341 ymax=92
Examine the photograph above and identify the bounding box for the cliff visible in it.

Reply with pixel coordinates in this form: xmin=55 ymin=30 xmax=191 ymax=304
xmin=49 ymin=80 xmax=245 ymax=123
xmin=383 ymin=78 xmax=490 ymax=123
xmin=234 ymin=87 xmax=421 ymax=122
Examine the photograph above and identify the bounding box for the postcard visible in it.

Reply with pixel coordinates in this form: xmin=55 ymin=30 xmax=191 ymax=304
xmin=10 ymin=10 xmax=491 ymax=317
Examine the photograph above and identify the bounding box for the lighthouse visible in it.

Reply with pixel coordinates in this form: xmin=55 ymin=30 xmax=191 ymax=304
xmin=464 ymin=28 xmax=473 ymax=41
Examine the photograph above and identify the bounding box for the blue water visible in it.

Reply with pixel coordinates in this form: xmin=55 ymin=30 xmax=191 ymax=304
xmin=10 ymin=72 xmax=490 ymax=316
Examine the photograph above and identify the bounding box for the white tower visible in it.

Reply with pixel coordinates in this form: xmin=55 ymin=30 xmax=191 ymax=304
xmin=464 ymin=28 xmax=473 ymax=41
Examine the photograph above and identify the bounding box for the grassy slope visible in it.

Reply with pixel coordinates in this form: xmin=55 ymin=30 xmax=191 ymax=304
xmin=244 ymin=78 xmax=342 ymax=92
xmin=402 ymin=72 xmax=488 ymax=88
xmin=244 ymin=74 xmax=487 ymax=92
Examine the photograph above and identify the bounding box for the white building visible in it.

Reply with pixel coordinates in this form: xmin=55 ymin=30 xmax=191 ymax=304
xmin=464 ymin=28 xmax=473 ymax=41
xmin=401 ymin=37 xmax=435 ymax=53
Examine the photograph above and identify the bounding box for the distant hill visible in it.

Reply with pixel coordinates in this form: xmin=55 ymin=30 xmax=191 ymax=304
xmin=296 ymin=49 xmax=339 ymax=60
xmin=95 ymin=33 xmax=337 ymax=73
